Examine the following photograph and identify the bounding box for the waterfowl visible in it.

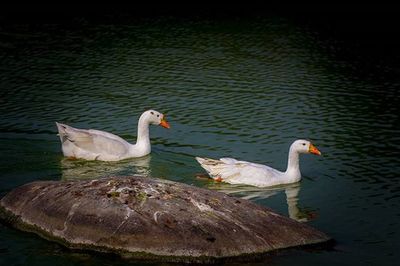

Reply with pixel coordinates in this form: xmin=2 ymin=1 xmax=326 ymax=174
xmin=196 ymin=139 xmax=321 ymax=187
xmin=56 ymin=110 xmax=170 ymax=161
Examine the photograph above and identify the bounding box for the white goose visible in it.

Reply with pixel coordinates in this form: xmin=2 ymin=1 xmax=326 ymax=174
xmin=56 ymin=110 xmax=170 ymax=161
xmin=196 ymin=139 xmax=321 ymax=187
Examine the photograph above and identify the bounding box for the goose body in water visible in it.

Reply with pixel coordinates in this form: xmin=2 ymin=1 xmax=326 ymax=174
xmin=56 ymin=110 xmax=170 ymax=161
xmin=196 ymin=139 xmax=321 ymax=187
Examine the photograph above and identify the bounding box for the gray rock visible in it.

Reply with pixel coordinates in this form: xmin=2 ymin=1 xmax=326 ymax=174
xmin=0 ymin=176 xmax=330 ymax=263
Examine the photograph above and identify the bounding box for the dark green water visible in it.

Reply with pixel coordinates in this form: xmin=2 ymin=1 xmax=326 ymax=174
xmin=1 ymin=14 xmax=399 ymax=265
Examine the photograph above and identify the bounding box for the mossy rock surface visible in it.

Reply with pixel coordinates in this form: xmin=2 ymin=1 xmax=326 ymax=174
xmin=0 ymin=176 xmax=330 ymax=263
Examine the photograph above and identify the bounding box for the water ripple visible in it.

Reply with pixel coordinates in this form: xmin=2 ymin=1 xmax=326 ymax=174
xmin=0 ymin=16 xmax=399 ymax=264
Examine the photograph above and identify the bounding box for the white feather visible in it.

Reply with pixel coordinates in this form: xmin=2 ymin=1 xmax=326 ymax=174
xmin=195 ymin=139 xmax=321 ymax=187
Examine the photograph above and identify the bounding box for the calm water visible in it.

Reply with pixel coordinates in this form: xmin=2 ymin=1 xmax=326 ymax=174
xmin=1 ymin=15 xmax=399 ymax=266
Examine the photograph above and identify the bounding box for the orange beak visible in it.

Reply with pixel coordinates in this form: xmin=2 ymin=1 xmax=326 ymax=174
xmin=308 ymin=143 xmax=321 ymax=156
xmin=159 ymin=116 xmax=170 ymax=129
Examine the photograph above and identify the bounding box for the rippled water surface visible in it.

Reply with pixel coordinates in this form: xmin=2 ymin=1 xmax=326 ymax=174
xmin=1 ymin=15 xmax=399 ymax=266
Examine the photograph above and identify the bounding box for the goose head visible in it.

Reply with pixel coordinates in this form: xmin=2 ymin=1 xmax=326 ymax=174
xmin=143 ymin=110 xmax=170 ymax=129
xmin=291 ymin=139 xmax=321 ymax=156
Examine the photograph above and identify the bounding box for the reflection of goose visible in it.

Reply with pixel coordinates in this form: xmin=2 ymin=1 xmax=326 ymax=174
xmin=205 ymin=182 xmax=314 ymax=222
xmin=56 ymin=110 xmax=170 ymax=161
xmin=60 ymin=155 xmax=151 ymax=180
xmin=284 ymin=185 xmax=312 ymax=222
xmin=196 ymin=139 xmax=321 ymax=187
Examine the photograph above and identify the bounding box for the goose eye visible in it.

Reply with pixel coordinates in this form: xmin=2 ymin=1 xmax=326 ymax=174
xmin=157 ymin=114 xmax=159 ymax=117
xmin=302 ymin=143 xmax=306 ymax=146
xmin=150 ymin=111 xmax=154 ymax=115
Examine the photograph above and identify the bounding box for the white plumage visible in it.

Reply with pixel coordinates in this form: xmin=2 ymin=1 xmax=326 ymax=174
xmin=196 ymin=139 xmax=321 ymax=187
xmin=56 ymin=109 xmax=170 ymax=161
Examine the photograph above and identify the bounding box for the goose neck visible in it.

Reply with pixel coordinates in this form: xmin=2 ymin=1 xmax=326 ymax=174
xmin=285 ymin=146 xmax=301 ymax=180
xmin=136 ymin=115 xmax=150 ymax=145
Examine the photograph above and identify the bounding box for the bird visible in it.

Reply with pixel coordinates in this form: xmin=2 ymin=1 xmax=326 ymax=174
xmin=195 ymin=139 xmax=321 ymax=187
xmin=56 ymin=109 xmax=170 ymax=161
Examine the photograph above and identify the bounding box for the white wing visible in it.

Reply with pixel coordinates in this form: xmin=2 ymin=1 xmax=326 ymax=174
xmin=196 ymin=156 xmax=282 ymax=185
xmin=56 ymin=123 xmax=130 ymax=156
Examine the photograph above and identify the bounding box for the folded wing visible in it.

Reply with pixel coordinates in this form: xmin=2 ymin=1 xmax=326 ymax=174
xmin=56 ymin=122 xmax=129 ymax=156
